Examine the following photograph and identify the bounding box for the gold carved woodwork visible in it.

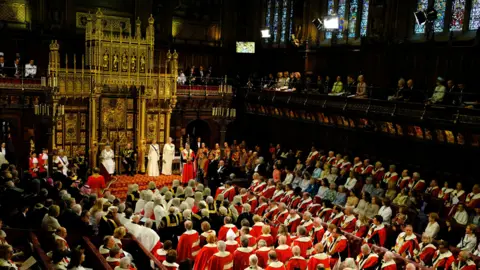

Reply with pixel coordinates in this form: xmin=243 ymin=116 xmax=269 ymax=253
xmin=0 ymin=2 xmax=27 ymax=23
xmin=76 ymin=12 xmax=131 ymax=34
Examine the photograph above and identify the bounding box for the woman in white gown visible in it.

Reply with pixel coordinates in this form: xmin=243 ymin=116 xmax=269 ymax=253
xmin=162 ymin=137 xmax=175 ymax=175
xmin=147 ymin=139 xmax=160 ymax=177
xmin=101 ymin=144 xmax=115 ymax=175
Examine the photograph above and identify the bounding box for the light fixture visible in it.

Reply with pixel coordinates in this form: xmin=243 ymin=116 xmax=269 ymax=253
xmin=261 ymin=28 xmax=271 ymax=38
xmin=414 ymin=10 xmax=427 ymax=25
xmin=323 ymin=15 xmax=339 ymax=30
xmin=312 ymin=18 xmax=323 ymax=31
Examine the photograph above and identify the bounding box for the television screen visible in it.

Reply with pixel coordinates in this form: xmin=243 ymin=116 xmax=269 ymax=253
xmin=236 ymin=42 xmax=255 ymax=53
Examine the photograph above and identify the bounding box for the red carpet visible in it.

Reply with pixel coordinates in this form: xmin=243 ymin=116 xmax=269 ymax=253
xmin=108 ymin=174 xmax=181 ymax=199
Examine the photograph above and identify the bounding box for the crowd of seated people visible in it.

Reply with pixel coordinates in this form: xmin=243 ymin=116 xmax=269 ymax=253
xmin=177 ymin=65 xmax=214 ymax=86
xmin=1 ymin=140 xmax=480 ymax=270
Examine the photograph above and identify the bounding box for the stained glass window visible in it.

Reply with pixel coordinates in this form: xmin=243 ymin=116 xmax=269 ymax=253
xmin=471 ymin=0 xmax=480 ymax=30
xmin=414 ymin=0 xmax=429 ymax=34
xmin=433 ymin=0 xmax=447 ymax=33
xmin=337 ymin=0 xmax=347 ymax=38
xmin=360 ymin=0 xmax=370 ymax=36
xmin=273 ymin=0 xmax=280 ymax=42
xmin=266 ymin=0 xmax=272 ymax=29
xmin=281 ymin=0 xmax=288 ymax=42
xmin=289 ymin=0 xmax=294 ymax=37
xmin=348 ymin=0 xmax=359 ymax=38
xmin=450 ymin=0 xmax=466 ymax=31
xmin=326 ymin=0 xmax=335 ymax=39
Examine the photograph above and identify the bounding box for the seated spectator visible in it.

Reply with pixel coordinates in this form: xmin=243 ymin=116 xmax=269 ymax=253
xmin=323 ymin=183 xmax=337 ymax=202
xmin=354 ymin=192 xmax=371 ymax=216
xmin=285 ymin=246 xmax=307 ymax=270
xmin=106 ymin=246 xmax=122 ymax=268
xmin=364 ymin=215 xmax=387 ymax=247
xmin=453 ymin=250 xmax=477 ymax=270
xmin=24 ymin=59 xmax=37 ymax=78
xmin=424 ymin=212 xmax=440 ymax=239
xmin=372 ymin=182 xmax=385 ymax=198
xmin=332 ymin=186 xmax=347 ymax=206
xmin=365 ymin=196 xmax=380 ymax=220
xmin=354 ymin=214 xmax=369 ymax=238
xmin=100 ymin=235 xmax=116 ymax=258
xmin=431 ymin=240 xmax=454 ymax=270
xmin=457 ymin=224 xmax=477 ymax=253
xmin=116 ymin=256 xmax=137 ymax=270
xmin=361 ymin=177 xmax=375 ymax=195
xmin=454 ymin=204 xmax=469 ymax=225
xmin=345 ymin=191 xmax=359 ymax=207
xmin=393 ymin=188 xmax=409 ymax=206
xmin=378 ymin=198 xmax=392 ymax=225
xmin=42 ymin=204 xmax=61 ymax=232
xmin=316 ymin=178 xmax=329 ymax=199
xmin=391 ymin=206 xmax=408 ymax=232
xmin=470 ymin=207 xmax=480 ymax=226
xmin=0 ymin=245 xmax=18 ymax=269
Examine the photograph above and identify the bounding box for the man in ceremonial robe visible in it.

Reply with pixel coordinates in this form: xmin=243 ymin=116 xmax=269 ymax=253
xmin=432 ymin=241 xmax=455 ymax=270
xmin=233 ymin=236 xmax=254 ymax=270
xmin=361 ymin=159 xmax=374 ymax=176
xmin=452 ymin=251 xmax=477 ymax=270
xmin=260 ymin=179 xmax=277 ymax=199
xmin=176 ymin=221 xmax=200 ymax=262
xmin=299 ymin=212 xmax=314 ymax=233
xmin=371 ymin=161 xmax=385 ymax=183
xmin=364 ymin=215 xmax=387 ymax=247
xmin=308 ymin=244 xmax=330 ymax=270
xmin=254 ymin=197 xmax=269 ymax=217
xmin=398 ymin=170 xmax=411 ymax=189
xmin=255 ymin=240 xmax=271 ymax=268
xmin=466 ymin=184 xmax=480 ymax=209
xmin=194 ymin=234 xmax=217 ymax=270
xmin=328 ymin=205 xmax=344 ymax=226
xmin=218 ymin=216 xmax=238 ymax=241
xmin=38 ymin=148 xmax=48 ymax=174
xmin=383 ymin=165 xmax=398 ymax=188
xmin=29 ymin=152 xmax=39 ymax=177
xmin=312 ymin=218 xmax=326 ymax=244
xmin=101 ymin=144 xmax=115 ymax=175
xmin=292 ymin=226 xmax=313 ymax=258
xmin=285 ymin=246 xmax=308 ymax=270
xmin=381 ymin=252 xmax=397 ymax=270
xmin=393 ymin=225 xmax=419 ymax=258
xmin=135 ymin=218 xmax=161 ymax=254
xmin=122 ymin=143 xmax=136 ymax=176
xmin=284 ymin=210 xmax=301 ymax=234
xmin=411 ymin=172 xmax=426 ymax=192
xmin=265 ymin=250 xmax=286 ymax=270
xmin=275 ymin=236 xmax=293 ymax=263
xmin=340 ymin=207 xmax=357 ymax=233
xmin=414 ymin=233 xmax=437 ymax=266
xmin=357 ymin=244 xmax=379 ymax=270
xmin=297 ymin=193 xmax=312 ymax=213
xmin=327 ymin=228 xmax=348 ymax=268
xmin=208 ymin=241 xmax=233 ymax=270
xmin=219 ymin=181 xmax=236 ymax=202
xmin=272 ymin=203 xmax=289 ymax=225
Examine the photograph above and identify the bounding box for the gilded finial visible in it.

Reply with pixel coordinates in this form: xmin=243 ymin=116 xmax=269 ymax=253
xmin=148 ymin=14 xmax=154 ymax=25
xmin=96 ymin=8 xmax=103 ymax=18
xmin=167 ymin=50 xmax=172 ymax=60
xmin=173 ymin=50 xmax=178 ymax=59
xmin=136 ymin=17 xmax=141 ymax=26
xmin=49 ymin=40 xmax=60 ymax=51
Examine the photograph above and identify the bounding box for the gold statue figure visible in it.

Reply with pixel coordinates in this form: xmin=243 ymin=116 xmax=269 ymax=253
xmin=140 ymin=55 xmax=146 ymax=73
xmin=131 ymin=54 xmax=137 ymax=72
xmin=122 ymin=51 xmax=128 ymax=72
xmin=113 ymin=54 xmax=119 ymax=72
xmin=102 ymin=51 xmax=109 ymax=71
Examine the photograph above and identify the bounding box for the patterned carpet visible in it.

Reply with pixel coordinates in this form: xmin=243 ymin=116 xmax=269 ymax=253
xmin=108 ymin=174 xmax=181 ymax=199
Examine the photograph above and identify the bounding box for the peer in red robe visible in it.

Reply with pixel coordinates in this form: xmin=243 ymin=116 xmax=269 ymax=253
xmin=255 ymin=246 xmax=271 ymax=268
xmin=311 ymin=221 xmax=325 ymax=244
xmin=451 ymin=257 xmax=477 ymax=270
xmin=296 ymin=195 xmax=312 ymax=213
xmin=380 ymin=259 xmax=397 ymax=270
xmin=219 ymin=183 xmax=236 ymax=202
xmin=254 ymin=181 xmax=267 ymax=194
xmin=218 ymin=223 xmax=238 ymax=241
xmin=275 ymin=239 xmax=292 ymax=264
xmin=340 ymin=213 xmax=357 ymax=233
xmin=431 ymin=246 xmax=455 ymax=270
xmin=299 ymin=218 xmax=314 ymax=233
xmin=356 ymin=250 xmax=379 ymax=270
xmin=364 ymin=217 xmax=387 ymax=247
xmin=233 ymin=246 xmax=254 ymax=270
xmin=251 ymin=220 xmax=266 ymax=238
xmin=288 ymin=195 xmax=301 ymax=209
xmin=327 ymin=231 xmax=348 ymax=268
xmin=265 ymin=261 xmax=286 ymax=270
xmin=414 ymin=242 xmax=437 ymax=266
xmin=280 ymin=190 xmax=294 ymax=205
xmin=285 ymin=256 xmax=307 ymax=270
xmin=193 ymin=243 xmax=217 ymax=270
xmin=328 ymin=210 xmax=344 ymax=227
xmin=318 ymin=207 xmax=333 ymax=223
xmin=308 ymin=252 xmax=330 ymax=270
xmin=208 ymin=250 xmax=233 ymax=270
xmin=258 ymin=233 xmax=275 ymax=247
xmin=371 ymin=163 xmax=385 ymax=183
xmin=254 ymin=201 xmax=269 ymax=217
xmin=29 ymin=155 xmax=39 ymax=178
xmin=225 ymin=239 xmax=239 ymax=254
xmin=272 ymin=188 xmax=285 ymax=202
xmin=284 ymin=212 xmax=301 ymax=234
xmin=273 ymin=208 xmax=289 ymax=225
xmin=465 ymin=186 xmax=480 ymax=209
xmin=154 ymin=248 xmax=168 ymax=263
xmin=162 ymin=261 xmax=180 ymax=270
xmin=412 ymin=179 xmax=426 ymax=192
xmin=393 ymin=229 xmax=419 ymax=258
xmin=247 ymin=194 xmax=258 ymax=213
xmin=261 ymin=182 xmax=276 ymax=199
xmin=176 ymin=227 xmax=200 ymax=262
xmin=236 ymin=234 xmax=257 ymax=249
xmin=181 ymin=147 xmax=195 ymax=184
xmin=292 ymin=236 xmax=313 ymax=258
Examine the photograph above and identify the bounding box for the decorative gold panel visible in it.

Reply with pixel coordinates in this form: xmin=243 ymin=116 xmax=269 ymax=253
xmin=81 ymin=132 xmax=86 ymax=144
xmin=127 ymin=114 xmax=134 ymax=129
xmin=65 ymin=113 xmax=78 ymax=143
xmin=56 ymin=132 xmax=63 ymax=145
xmin=76 ymin=12 xmax=130 ymax=34
xmin=160 ymin=114 xmax=165 ymax=129
xmin=146 ymin=114 xmax=158 ymax=141
xmin=101 ymin=98 xmax=126 ymax=129
xmin=80 ymin=114 xmax=87 ymax=129
xmin=56 ymin=119 xmax=63 ymax=131
xmin=0 ymin=2 xmax=26 ymax=23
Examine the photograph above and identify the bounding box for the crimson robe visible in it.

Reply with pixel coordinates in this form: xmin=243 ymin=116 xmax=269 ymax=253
xmin=398 ymin=176 xmax=411 ymax=189
xmin=177 ymin=230 xmax=200 ymax=262
xmin=257 ymin=234 xmax=275 ymax=247
xmin=254 ymin=182 xmax=267 ymax=193
xmin=328 ymin=235 xmax=348 ymax=268
xmin=265 ymin=261 xmax=286 ymax=270
xmin=225 ymin=240 xmax=239 ymax=255
xmin=288 ymin=196 xmax=301 ymax=209
xmin=415 ymin=243 xmax=436 ymax=266
xmin=264 ymin=207 xmax=280 ymax=222
xmin=162 ymin=261 xmax=180 ymax=270
xmin=312 ymin=225 xmax=325 ymax=244
xmin=254 ymin=203 xmax=269 ymax=217
xmin=340 ymin=214 xmax=357 ymax=233
xmin=284 ymin=215 xmax=301 ymax=234
xmin=451 ymin=260 xmax=477 ymax=270
xmin=251 ymin=222 xmax=266 ymax=238
xmin=221 ymin=186 xmax=236 ymax=202
xmin=280 ymin=191 xmax=294 ymax=205
xmin=261 ymin=185 xmax=276 ymax=199
xmin=218 ymin=224 xmax=239 ymax=241
xmin=364 ymin=224 xmax=387 ymax=247
xmin=236 ymin=234 xmax=257 ymax=248
xmin=154 ymin=248 xmax=168 ymax=262
xmin=292 ymin=236 xmax=313 ymax=258
xmin=193 ymin=244 xmax=217 ymax=270
xmin=361 ymin=164 xmax=374 ymax=175
xmin=297 ymin=198 xmax=312 ymax=213
xmin=207 ymin=251 xmax=233 ymax=270
xmin=285 ymin=257 xmax=307 ymax=270
xmin=466 ymin=192 xmax=480 ymax=209
xmin=329 ymin=212 xmax=344 ymax=226
xmin=233 ymin=247 xmax=254 ymax=270
xmin=38 ymin=153 xmax=47 ymax=173
xmin=412 ymin=180 xmax=426 ymax=192
xmin=275 ymin=245 xmax=293 ymax=263
xmin=255 ymin=247 xmax=271 ymax=268
xmin=356 ymin=252 xmax=379 ymax=270
xmin=273 ymin=210 xmax=289 ymax=225
xmin=394 ymin=232 xmax=419 ymax=257
xmin=306 ymin=204 xmax=322 ymax=216
xmin=308 ymin=253 xmax=330 ymax=270
xmin=353 ymin=162 xmax=363 ymax=174
xmin=432 ymin=250 xmax=454 ymax=270
xmin=371 ymin=168 xmax=385 ymax=183
xmin=299 ymin=220 xmax=314 ymax=234
xmin=380 ymin=260 xmax=397 ymax=270
xmin=247 ymin=197 xmax=258 ymax=213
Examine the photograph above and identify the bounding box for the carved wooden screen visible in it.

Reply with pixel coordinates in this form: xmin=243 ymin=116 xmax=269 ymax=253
xmin=99 ymin=97 xmax=135 ymax=145
xmin=55 ymin=111 xmax=88 ymax=157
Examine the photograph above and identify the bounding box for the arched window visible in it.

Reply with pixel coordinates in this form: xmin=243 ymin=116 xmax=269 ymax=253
xmin=326 ymin=0 xmax=370 ymax=40
xmin=469 ymin=0 xmax=480 ymax=30
xmin=433 ymin=0 xmax=447 ymax=32
xmin=415 ymin=0 xmax=430 ymax=33
xmin=265 ymin=0 xmax=294 ymax=44
xmin=450 ymin=0 xmax=466 ymax=31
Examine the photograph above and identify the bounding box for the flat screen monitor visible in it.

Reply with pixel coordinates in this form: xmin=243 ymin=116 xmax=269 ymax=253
xmin=236 ymin=42 xmax=255 ymax=53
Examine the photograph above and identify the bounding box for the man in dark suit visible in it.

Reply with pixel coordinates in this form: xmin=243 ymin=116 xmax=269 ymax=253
xmin=405 ymin=79 xmax=425 ymax=103
xmin=192 ymin=137 xmax=202 ymax=153
xmin=11 ymin=205 xmax=29 ymax=229
xmin=207 ymin=157 xmax=219 ymax=190
xmin=252 ymin=157 xmax=266 ymax=179
xmin=216 ymin=160 xmax=228 ymax=186
xmin=27 ymin=203 xmax=48 ymax=229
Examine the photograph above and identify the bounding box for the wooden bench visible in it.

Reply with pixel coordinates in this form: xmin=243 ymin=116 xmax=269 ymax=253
xmin=121 ymin=234 xmax=166 ymax=270
xmin=30 ymin=232 xmax=55 ymax=270
xmin=82 ymin=236 xmax=113 ymax=270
